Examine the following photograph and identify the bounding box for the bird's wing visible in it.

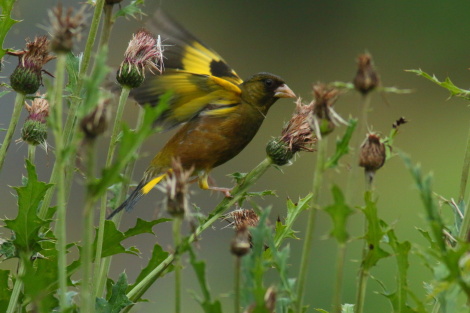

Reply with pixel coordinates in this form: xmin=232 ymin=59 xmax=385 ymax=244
xmin=146 ymin=9 xmax=243 ymax=85
xmin=133 ymin=71 xmax=242 ymax=130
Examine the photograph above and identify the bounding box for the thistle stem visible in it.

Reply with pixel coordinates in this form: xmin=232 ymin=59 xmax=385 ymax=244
xmin=50 ymin=52 xmax=68 ymax=311
xmin=332 ymin=243 xmax=346 ymax=313
xmin=6 ymin=257 xmax=26 ymax=313
xmin=234 ymin=256 xmax=241 ymax=313
xmin=0 ymin=92 xmax=25 ymax=172
xmin=81 ymin=140 xmax=97 ymax=313
xmin=27 ymin=144 xmax=36 ymax=164
xmin=94 ymin=86 xmax=131 ymax=297
xmin=173 ymin=217 xmax=183 ymax=313
xmin=99 ymin=4 xmax=115 ymax=50
xmin=295 ymin=137 xmax=328 ymax=313
xmin=123 ymin=157 xmax=274 ymax=310
xmin=458 ymin=122 xmax=470 ymax=203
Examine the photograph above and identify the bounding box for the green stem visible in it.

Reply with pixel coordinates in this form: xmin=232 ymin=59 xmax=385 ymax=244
xmin=81 ymin=140 xmax=96 ymax=313
xmin=355 ymin=267 xmax=369 ymax=313
xmin=295 ymin=137 xmax=328 ymax=313
xmin=173 ymin=217 xmax=183 ymax=313
xmin=50 ymin=52 xmax=68 ymax=312
xmin=123 ymin=157 xmax=274 ymax=309
xmin=234 ymin=256 xmax=241 ymax=313
xmin=6 ymin=258 xmax=26 ymax=313
xmin=0 ymin=92 xmax=25 ymax=172
xmin=38 ymin=0 xmax=105 ymax=219
xmin=332 ymin=243 xmax=346 ymax=313
xmin=458 ymin=123 xmax=470 ymax=203
xmin=27 ymin=144 xmax=36 ymax=163
xmin=99 ymin=4 xmax=115 ymax=50
xmin=94 ymin=87 xmax=132 ymax=297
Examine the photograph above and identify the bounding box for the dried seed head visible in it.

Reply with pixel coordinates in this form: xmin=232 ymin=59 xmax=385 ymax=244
xmin=116 ymin=29 xmax=163 ymax=88
xmin=266 ymin=98 xmax=316 ymax=165
xmin=353 ymin=53 xmax=379 ymax=95
xmin=9 ymin=36 xmax=55 ymax=94
xmin=224 ymin=208 xmax=259 ymax=250
xmin=359 ymin=133 xmax=386 ymax=184
xmin=21 ymin=95 xmax=49 ymax=147
xmin=231 ymin=225 xmax=251 ymax=257
xmin=158 ymin=158 xmax=193 ymax=218
xmin=80 ymin=100 xmax=110 ymax=140
xmin=311 ymin=84 xmax=342 ymax=137
xmin=49 ymin=4 xmax=86 ymax=53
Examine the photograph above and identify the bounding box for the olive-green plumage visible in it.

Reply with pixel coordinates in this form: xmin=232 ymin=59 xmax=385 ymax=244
xmin=107 ymin=11 xmax=295 ymax=219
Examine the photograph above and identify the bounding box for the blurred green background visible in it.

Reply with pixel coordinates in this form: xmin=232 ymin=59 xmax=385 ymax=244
xmin=2 ymin=0 xmax=470 ymax=312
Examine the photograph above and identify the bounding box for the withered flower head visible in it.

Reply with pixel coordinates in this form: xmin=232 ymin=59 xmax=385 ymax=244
xmin=231 ymin=224 xmax=251 ymax=257
xmin=311 ymin=83 xmax=344 ymax=137
xmin=80 ymin=99 xmax=110 ymax=140
xmin=224 ymin=208 xmax=259 ymax=251
xmin=353 ymin=53 xmax=380 ymax=95
xmin=21 ymin=95 xmax=49 ymax=147
xmin=49 ymin=4 xmax=86 ymax=53
xmin=9 ymin=36 xmax=55 ymax=94
xmin=116 ymin=29 xmax=163 ymax=88
xmin=266 ymin=98 xmax=316 ymax=166
xmin=158 ymin=158 xmax=193 ymax=218
xmin=359 ymin=133 xmax=386 ymax=184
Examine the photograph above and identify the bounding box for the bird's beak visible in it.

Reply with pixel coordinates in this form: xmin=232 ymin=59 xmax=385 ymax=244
xmin=274 ymin=84 xmax=296 ymax=99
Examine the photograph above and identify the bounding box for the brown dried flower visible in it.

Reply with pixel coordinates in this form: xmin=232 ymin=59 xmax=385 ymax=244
xmin=49 ymin=4 xmax=86 ymax=53
xmin=311 ymin=83 xmax=345 ymax=137
xmin=359 ymin=133 xmax=386 ymax=184
xmin=9 ymin=36 xmax=55 ymax=94
xmin=224 ymin=208 xmax=260 ymax=251
xmin=353 ymin=53 xmax=380 ymax=95
xmin=231 ymin=225 xmax=251 ymax=257
xmin=117 ymin=29 xmax=163 ymax=88
xmin=158 ymin=158 xmax=193 ymax=217
xmin=80 ymin=100 xmax=110 ymax=140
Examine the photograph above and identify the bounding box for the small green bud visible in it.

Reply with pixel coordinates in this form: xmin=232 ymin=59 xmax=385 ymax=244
xmin=116 ymin=62 xmax=145 ymax=89
xmin=266 ymin=137 xmax=293 ymax=166
xmin=10 ymin=67 xmax=41 ymax=95
xmin=21 ymin=119 xmax=48 ymax=146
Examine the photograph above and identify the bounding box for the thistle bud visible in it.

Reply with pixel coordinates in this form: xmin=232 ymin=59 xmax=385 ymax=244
xmin=311 ymin=84 xmax=343 ymax=137
xmin=158 ymin=158 xmax=193 ymax=218
xmin=116 ymin=29 xmax=163 ymax=88
xmin=353 ymin=53 xmax=379 ymax=95
xmin=224 ymin=208 xmax=259 ymax=251
xmin=266 ymin=98 xmax=316 ymax=166
xmin=21 ymin=96 xmax=49 ymax=147
xmin=231 ymin=225 xmax=251 ymax=257
xmin=359 ymin=133 xmax=386 ymax=184
xmin=80 ymin=100 xmax=110 ymax=140
xmin=9 ymin=37 xmax=55 ymax=95
xmin=48 ymin=4 xmax=86 ymax=53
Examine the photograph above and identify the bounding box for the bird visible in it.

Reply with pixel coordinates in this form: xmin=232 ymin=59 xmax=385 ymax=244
xmin=107 ymin=10 xmax=296 ymax=219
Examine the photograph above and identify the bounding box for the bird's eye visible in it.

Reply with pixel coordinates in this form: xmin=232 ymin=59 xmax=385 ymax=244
xmin=264 ymin=79 xmax=274 ymax=87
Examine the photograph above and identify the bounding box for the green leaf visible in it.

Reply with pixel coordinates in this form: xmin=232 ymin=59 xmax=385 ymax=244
xmin=0 ymin=0 xmax=21 ymax=59
xmin=274 ymin=194 xmax=312 ymax=247
xmin=325 ymin=119 xmax=357 ymax=169
xmin=3 ymin=160 xmax=53 ymax=255
xmin=360 ymin=191 xmax=390 ymax=270
xmin=114 ymin=0 xmax=145 ymax=19
xmin=0 ymin=90 xmax=10 ymax=99
xmin=407 ymin=69 xmax=470 ymax=100
xmin=341 ymin=304 xmax=355 ymax=313
xmin=129 ymin=243 xmax=173 ymax=292
xmin=0 ymin=239 xmax=16 ymax=259
xmin=324 ymin=185 xmax=353 ymax=244
xmin=96 ymin=218 xmax=169 ymax=258
xmin=96 ymin=272 xmax=133 ymax=313
xmin=0 ymin=269 xmax=12 ymax=312
xmin=188 ymin=247 xmax=223 ymax=313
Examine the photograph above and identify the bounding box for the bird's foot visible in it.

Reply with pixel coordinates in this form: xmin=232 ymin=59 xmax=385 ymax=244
xmin=207 ymin=186 xmax=233 ymax=198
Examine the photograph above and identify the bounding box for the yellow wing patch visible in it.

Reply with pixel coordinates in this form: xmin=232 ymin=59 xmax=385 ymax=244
xmin=141 ymin=173 xmax=167 ymax=195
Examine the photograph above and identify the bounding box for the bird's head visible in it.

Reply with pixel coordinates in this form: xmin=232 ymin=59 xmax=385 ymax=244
xmin=240 ymin=72 xmax=296 ymax=111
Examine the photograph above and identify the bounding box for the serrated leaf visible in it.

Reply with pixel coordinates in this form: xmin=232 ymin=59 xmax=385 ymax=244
xmin=324 ymin=185 xmax=353 ymax=244
xmin=3 ymin=160 xmax=53 ymax=254
xmin=274 ymin=194 xmax=312 ymax=247
xmin=407 ymin=69 xmax=470 ymax=100
xmin=0 ymin=0 xmax=21 ymax=59
xmin=188 ymin=247 xmax=223 ymax=313
xmin=96 ymin=218 xmax=169 ymax=258
xmin=129 ymin=243 xmax=173 ymax=292
xmin=96 ymin=272 xmax=133 ymax=313
xmin=325 ymin=119 xmax=357 ymax=169
xmin=228 ymin=172 xmax=248 ymax=184
xmin=361 ymin=191 xmax=390 ymax=270
xmin=114 ymin=0 xmax=145 ymax=19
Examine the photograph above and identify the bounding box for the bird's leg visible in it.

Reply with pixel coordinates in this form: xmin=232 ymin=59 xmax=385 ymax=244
xmin=198 ymin=171 xmax=232 ymax=197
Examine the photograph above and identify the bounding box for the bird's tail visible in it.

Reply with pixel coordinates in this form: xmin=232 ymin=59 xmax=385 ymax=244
xmin=106 ymin=173 xmax=168 ymax=219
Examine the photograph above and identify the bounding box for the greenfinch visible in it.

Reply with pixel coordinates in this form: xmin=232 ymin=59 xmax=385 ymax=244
xmin=107 ymin=10 xmax=295 ymax=219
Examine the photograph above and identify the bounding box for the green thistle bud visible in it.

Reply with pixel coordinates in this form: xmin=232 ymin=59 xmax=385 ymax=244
xmin=21 ymin=95 xmax=49 ymax=147
xmin=9 ymin=36 xmax=55 ymax=95
xmin=266 ymin=137 xmax=294 ymax=166
xmin=117 ymin=29 xmax=163 ymax=89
